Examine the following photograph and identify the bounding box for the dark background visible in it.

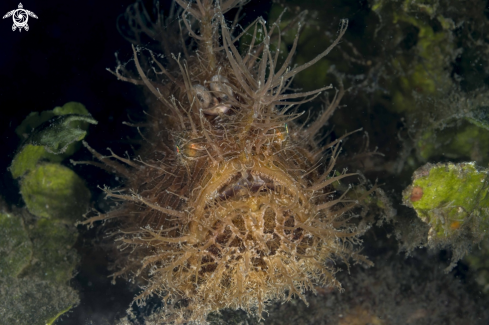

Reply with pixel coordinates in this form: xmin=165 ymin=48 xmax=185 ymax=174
xmin=1 ymin=0 xmax=139 ymax=205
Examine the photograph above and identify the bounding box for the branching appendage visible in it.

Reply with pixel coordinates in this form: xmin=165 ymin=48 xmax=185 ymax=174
xmin=84 ymin=1 xmax=377 ymax=323
xmin=117 ymin=0 xmax=188 ymax=59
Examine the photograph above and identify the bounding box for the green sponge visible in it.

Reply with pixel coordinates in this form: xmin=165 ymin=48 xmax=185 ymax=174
xmin=20 ymin=163 xmax=90 ymax=220
xmin=403 ymin=162 xmax=489 ymax=271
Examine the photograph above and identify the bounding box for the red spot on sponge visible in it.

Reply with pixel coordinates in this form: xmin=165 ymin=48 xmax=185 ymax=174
xmin=410 ymin=186 xmax=423 ymax=202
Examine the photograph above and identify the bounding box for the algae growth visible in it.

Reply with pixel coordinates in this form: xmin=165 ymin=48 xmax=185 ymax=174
xmin=0 ymin=102 xmax=94 ymax=324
